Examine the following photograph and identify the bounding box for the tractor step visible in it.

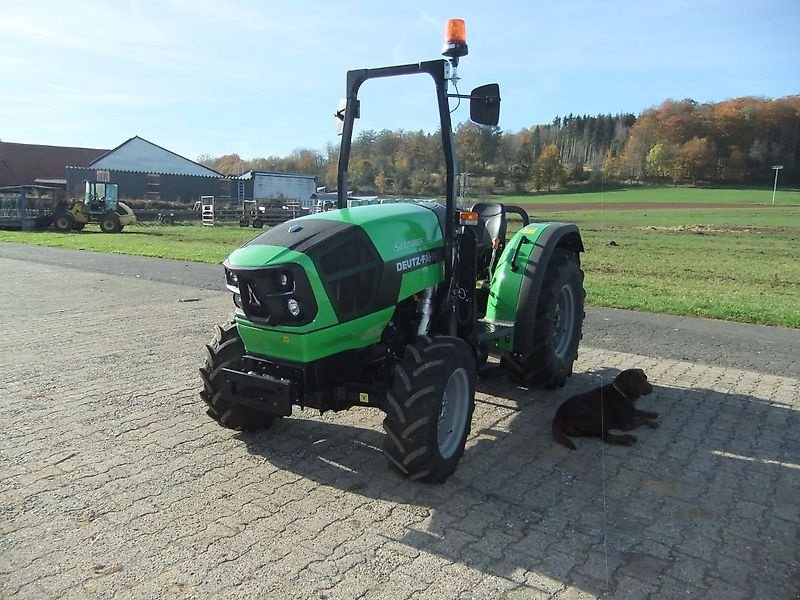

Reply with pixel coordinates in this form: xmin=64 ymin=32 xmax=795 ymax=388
xmin=476 ymin=319 xmax=515 ymax=342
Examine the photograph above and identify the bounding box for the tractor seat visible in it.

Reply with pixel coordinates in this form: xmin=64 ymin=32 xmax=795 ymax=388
xmin=471 ymin=202 xmax=507 ymax=249
xmin=471 ymin=202 xmax=507 ymax=277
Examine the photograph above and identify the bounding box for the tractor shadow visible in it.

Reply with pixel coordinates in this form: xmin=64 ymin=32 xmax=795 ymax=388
xmin=239 ymin=368 xmax=800 ymax=597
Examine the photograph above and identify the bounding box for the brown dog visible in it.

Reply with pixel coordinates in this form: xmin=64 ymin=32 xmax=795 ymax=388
xmin=552 ymin=368 xmax=658 ymax=450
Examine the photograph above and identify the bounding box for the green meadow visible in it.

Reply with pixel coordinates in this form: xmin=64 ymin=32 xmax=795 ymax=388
xmin=502 ymin=185 xmax=800 ymax=206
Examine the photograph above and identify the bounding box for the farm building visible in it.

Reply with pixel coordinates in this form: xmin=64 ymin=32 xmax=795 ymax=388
xmin=0 ymin=141 xmax=108 ymax=188
xmin=4 ymin=136 xmax=317 ymax=207
xmin=235 ymin=170 xmax=318 ymax=209
xmin=65 ymin=136 xmax=225 ymax=203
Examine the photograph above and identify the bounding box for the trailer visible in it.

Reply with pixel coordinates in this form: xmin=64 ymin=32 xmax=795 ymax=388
xmin=235 ymin=171 xmax=317 ymax=210
xmin=0 ymin=186 xmax=62 ymax=230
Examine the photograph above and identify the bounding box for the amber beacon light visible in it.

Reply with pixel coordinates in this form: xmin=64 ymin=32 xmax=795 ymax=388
xmin=442 ymin=18 xmax=469 ymax=59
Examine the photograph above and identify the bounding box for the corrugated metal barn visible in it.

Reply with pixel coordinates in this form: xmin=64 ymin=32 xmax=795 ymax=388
xmin=65 ymin=136 xmax=225 ymax=203
xmin=236 ymin=170 xmax=317 ymax=208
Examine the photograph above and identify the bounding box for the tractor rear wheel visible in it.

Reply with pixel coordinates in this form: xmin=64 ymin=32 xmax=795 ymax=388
xmin=509 ymin=248 xmax=584 ymax=388
xmin=383 ymin=335 xmax=476 ymax=483
xmin=199 ymin=321 xmax=278 ymax=432
xmin=252 ymin=218 xmax=264 ymax=229
xmin=53 ymin=213 xmax=75 ymax=232
xmin=99 ymin=212 xmax=122 ymax=233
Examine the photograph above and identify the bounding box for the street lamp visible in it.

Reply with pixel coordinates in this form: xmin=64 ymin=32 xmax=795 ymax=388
xmin=771 ymin=165 xmax=784 ymax=206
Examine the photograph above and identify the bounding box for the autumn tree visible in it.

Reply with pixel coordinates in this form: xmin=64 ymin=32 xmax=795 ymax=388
xmin=620 ymin=113 xmax=657 ymax=180
xmin=645 ymin=142 xmax=678 ymax=182
xmin=455 ymin=122 xmax=501 ymax=174
xmin=676 ymin=137 xmax=715 ymax=183
xmin=720 ymin=146 xmax=748 ymax=182
xmin=532 ymin=144 xmax=567 ymax=191
xmin=374 ymin=172 xmax=388 ymax=195
xmin=213 ymin=154 xmax=247 ymax=175
xmin=511 ymin=130 xmax=535 ymax=192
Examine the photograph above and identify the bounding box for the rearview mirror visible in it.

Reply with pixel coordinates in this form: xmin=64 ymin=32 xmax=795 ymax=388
xmin=470 ymin=83 xmax=500 ymax=126
xmin=335 ymin=99 xmax=347 ymax=136
xmin=334 ymin=98 xmax=360 ymax=135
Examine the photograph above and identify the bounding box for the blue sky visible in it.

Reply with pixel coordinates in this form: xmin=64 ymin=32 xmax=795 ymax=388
xmin=1 ymin=0 xmax=798 ymax=162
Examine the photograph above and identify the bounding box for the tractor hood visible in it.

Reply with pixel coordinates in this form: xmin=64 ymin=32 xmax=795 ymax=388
xmin=223 ymin=202 xmax=447 ymax=360
xmin=229 ymin=201 xmax=446 ymax=266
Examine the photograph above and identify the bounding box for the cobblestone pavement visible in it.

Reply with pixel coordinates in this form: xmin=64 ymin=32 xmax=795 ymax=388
xmin=1 ymin=256 xmax=798 ymax=599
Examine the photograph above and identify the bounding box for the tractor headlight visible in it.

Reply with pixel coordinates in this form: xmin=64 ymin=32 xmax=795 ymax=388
xmin=287 ymin=298 xmax=301 ymax=318
xmin=225 ymin=268 xmax=240 ymax=293
xmin=233 ymin=293 xmax=243 ymax=309
xmin=277 ymin=271 xmax=292 ymax=291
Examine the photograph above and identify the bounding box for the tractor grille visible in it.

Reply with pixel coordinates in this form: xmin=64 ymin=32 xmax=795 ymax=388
xmin=227 ymin=265 xmax=317 ymax=326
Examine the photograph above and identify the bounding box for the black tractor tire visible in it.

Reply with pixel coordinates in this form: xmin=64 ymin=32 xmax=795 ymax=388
xmin=508 ymin=248 xmax=585 ymax=389
xmin=383 ymin=335 xmax=476 ymax=483
xmin=199 ymin=321 xmax=278 ymax=432
xmin=99 ymin=212 xmax=122 ymax=233
xmin=251 ymin=218 xmax=264 ymax=229
xmin=239 ymin=218 xmax=249 ymax=227
xmin=53 ymin=213 xmax=75 ymax=232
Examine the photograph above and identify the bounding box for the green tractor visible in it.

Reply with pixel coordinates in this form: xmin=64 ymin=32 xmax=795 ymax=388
xmin=200 ymin=19 xmax=585 ymax=483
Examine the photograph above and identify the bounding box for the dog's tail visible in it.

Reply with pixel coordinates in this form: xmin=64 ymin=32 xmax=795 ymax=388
xmin=551 ymin=413 xmax=577 ymax=450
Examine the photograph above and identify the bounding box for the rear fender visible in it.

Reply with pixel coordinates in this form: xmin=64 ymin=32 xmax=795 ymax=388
xmin=486 ymin=223 xmax=583 ymax=352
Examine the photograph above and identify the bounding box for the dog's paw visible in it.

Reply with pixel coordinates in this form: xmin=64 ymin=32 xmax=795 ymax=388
xmin=622 ymin=434 xmax=637 ymax=445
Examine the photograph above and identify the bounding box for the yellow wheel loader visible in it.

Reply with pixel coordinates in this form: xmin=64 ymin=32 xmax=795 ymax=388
xmin=53 ymin=181 xmax=136 ymax=233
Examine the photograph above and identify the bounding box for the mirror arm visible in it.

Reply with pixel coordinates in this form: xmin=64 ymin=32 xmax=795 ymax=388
xmin=447 ymin=93 xmax=499 ymax=103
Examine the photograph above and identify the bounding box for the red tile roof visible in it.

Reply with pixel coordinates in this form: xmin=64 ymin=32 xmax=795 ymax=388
xmin=0 ymin=142 xmax=109 ymax=186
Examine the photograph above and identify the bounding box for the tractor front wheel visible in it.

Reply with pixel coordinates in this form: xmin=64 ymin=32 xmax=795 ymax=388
xmin=508 ymin=248 xmax=585 ymax=388
xmin=99 ymin=212 xmax=122 ymax=233
xmin=383 ymin=335 xmax=476 ymax=483
xmin=53 ymin=213 xmax=75 ymax=232
xmin=199 ymin=321 xmax=279 ymax=432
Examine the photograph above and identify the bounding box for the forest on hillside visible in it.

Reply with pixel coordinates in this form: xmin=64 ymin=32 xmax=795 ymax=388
xmin=199 ymin=95 xmax=800 ymax=196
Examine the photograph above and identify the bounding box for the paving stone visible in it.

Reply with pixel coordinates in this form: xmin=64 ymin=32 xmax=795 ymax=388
xmin=1 ymin=257 xmax=798 ymax=599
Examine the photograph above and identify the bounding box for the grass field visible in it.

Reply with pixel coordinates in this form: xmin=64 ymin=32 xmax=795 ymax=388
xmin=532 ymin=207 xmax=799 ymax=328
xmin=2 ymin=187 xmax=798 ymax=328
xmin=0 ymin=222 xmax=255 ymax=264
xmin=501 ymin=185 xmax=800 ymax=206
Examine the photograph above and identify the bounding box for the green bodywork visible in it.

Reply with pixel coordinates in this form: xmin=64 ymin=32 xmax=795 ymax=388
xmin=484 ymin=223 xmax=551 ymax=351
xmin=237 ymin=307 xmax=396 ymax=362
xmin=226 ymin=203 xmax=445 ymax=363
xmin=312 ymin=204 xmax=445 ymax=299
